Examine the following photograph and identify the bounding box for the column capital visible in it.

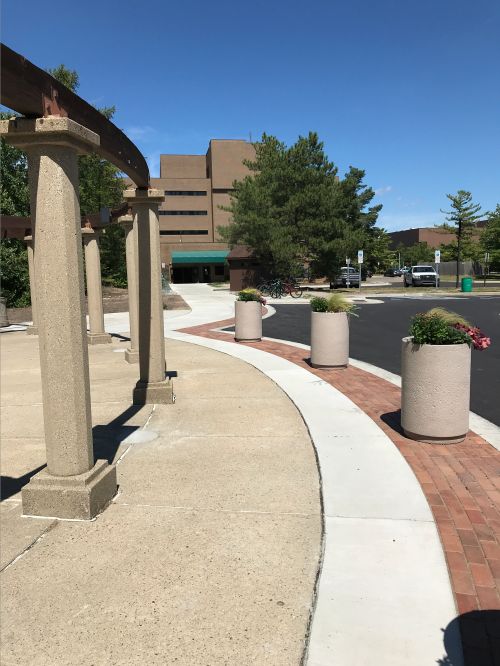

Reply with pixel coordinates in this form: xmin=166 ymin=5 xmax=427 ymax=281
xmin=118 ymin=214 xmax=134 ymax=229
xmin=81 ymin=227 xmax=100 ymax=241
xmin=124 ymin=188 xmax=164 ymax=206
xmin=0 ymin=116 xmax=99 ymax=155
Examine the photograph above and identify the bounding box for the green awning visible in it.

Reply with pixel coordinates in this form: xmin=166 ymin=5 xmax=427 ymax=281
xmin=171 ymin=250 xmax=229 ymax=265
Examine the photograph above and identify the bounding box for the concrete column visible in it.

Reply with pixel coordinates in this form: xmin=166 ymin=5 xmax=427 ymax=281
xmin=0 ymin=117 xmax=117 ymax=520
xmin=24 ymin=235 xmax=38 ymax=335
xmin=124 ymin=188 xmax=173 ymax=404
xmin=118 ymin=214 xmax=139 ymax=363
xmin=82 ymin=228 xmax=112 ymax=345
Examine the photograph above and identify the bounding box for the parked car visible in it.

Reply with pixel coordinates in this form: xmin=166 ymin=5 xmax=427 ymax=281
xmin=384 ymin=267 xmax=404 ymax=277
xmin=404 ymin=265 xmax=440 ymax=287
xmin=330 ymin=267 xmax=360 ymax=289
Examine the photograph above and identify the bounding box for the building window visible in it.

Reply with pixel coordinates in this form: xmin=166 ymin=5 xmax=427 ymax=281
xmin=212 ymin=188 xmax=234 ymax=194
xmin=159 ymin=210 xmax=208 ymax=216
xmin=165 ymin=191 xmax=207 ymax=196
xmin=160 ymin=230 xmax=209 ymax=236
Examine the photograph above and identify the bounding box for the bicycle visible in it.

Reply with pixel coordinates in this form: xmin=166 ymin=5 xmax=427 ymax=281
xmin=269 ymin=277 xmax=303 ymax=299
xmin=284 ymin=278 xmax=303 ymax=298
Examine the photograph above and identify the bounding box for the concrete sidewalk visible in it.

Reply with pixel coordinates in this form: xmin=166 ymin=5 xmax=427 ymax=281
xmin=5 ymin=283 xmax=498 ymax=664
xmin=1 ymin=331 xmax=321 ymax=665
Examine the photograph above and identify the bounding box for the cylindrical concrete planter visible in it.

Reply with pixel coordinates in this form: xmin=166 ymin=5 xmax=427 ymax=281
xmin=0 ymin=297 xmax=9 ymax=328
xmin=235 ymin=300 xmax=262 ymax=342
xmin=310 ymin=311 xmax=349 ymax=368
xmin=401 ymin=336 xmax=471 ymax=444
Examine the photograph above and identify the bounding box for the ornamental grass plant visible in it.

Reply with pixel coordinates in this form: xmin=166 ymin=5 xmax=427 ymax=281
xmin=310 ymin=294 xmax=358 ymax=316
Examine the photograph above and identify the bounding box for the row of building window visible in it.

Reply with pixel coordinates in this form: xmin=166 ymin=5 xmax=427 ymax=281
xmin=165 ymin=190 xmax=207 ymax=196
xmin=163 ymin=189 xmax=232 ymax=196
xmin=159 ymin=210 xmax=208 ymax=216
xmin=160 ymin=230 xmax=209 ymax=236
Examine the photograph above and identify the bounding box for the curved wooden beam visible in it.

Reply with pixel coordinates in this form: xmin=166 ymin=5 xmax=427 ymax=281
xmin=0 ymin=43 xmax=149 ymax=188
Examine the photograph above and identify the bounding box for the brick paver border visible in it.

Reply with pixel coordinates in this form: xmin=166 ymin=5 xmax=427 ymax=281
xmin=178 ymin=317 xmax=500 ymax=665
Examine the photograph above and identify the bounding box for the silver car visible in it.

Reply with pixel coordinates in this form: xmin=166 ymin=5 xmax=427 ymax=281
xmin=330 ymin=267 xmax=360 ymax=289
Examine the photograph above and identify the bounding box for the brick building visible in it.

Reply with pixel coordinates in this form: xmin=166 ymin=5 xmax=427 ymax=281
xmin=389 ymin=223 xmax=487 ymax=250
xmin=147 ymin=139 xmax=255 ymax=283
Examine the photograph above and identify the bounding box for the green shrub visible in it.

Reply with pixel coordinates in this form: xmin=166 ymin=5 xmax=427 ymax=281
xmin=0 ymin=238 xmax=30 ymax=307
xmin=310 ymin=296 xmax=329 ymax=312
xmin=410 ymin=309 xmax=471 ymax=346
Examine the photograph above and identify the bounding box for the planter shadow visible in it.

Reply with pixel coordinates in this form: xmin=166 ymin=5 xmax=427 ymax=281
xmin=379 ymin=409 xmax=404 ymax=436
xmin=438 ymin=610 xmax=500 ymax=666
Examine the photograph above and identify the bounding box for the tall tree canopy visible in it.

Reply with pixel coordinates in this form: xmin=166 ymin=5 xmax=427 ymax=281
xmin=219 ymin=132 xmax=382 ymax=278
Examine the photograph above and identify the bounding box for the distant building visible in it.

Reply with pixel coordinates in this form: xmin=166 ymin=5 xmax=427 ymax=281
xmin=389 ymin=222 xmax=487 ymax=250
xmin=142 ymin=139 xmax=255 ymax=283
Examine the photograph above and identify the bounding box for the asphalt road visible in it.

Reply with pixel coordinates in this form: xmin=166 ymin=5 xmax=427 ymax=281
xmin=261 ymin=297 xmax=500 ymax=426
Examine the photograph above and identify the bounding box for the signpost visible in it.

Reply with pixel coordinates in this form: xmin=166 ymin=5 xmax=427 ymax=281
xmin=434 ymin=249 xmax=440 ymax=289
xmin=484 ymin=252 xmax=490 ymax=287
xmin=358 ymin=250 xmax=363 ymax=292
xmin=346 ymin=257 xmax=351 ymax=289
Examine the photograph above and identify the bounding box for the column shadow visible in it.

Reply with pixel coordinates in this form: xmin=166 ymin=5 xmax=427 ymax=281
xmin=1 ymin=404 xmax=148 ymax=501
xmin=92 ymin=404 xmax=145 ymax=464
xmin=0 ymin=465 xmax=46 ymax=501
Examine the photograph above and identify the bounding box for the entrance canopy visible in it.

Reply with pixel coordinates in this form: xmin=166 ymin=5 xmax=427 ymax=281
xmin=171 ymin=250 xmax=229 ymax=265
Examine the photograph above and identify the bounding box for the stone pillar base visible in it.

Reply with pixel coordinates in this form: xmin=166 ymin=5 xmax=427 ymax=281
xmin=133 ymin=379 xmax=174 ymax=405
xmin=26 ymin=325 xmax=38 ymax=335
xmin=125 ymin=347 xmax=140 ymax=364
xmin=22 ymin=459 xmax=117 ymax=520
xmin=87 ymin=332 xmax=112 ymax=345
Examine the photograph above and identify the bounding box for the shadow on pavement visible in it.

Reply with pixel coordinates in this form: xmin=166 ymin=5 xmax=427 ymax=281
xmin=92 ymin=404 xmax=145 ymax=464
xmin=1 ymin=403 xmax=147 ymax=501
xmin=439 ymin=610 xmax=500 ymax=666
xmin=0 ymin=465 xmax=46 ymax=501
xmin=379 ymin=409 xmax=404 ymax=435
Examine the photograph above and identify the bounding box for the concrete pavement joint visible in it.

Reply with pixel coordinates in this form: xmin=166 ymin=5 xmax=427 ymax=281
xmin=114 ymin=502 xmax=319 ymax=517
xmin=1 ymin=520 xmax=57 ymax=573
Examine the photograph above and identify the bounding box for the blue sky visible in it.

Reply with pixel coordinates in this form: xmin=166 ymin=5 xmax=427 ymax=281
xmin=2 ymin=0 xmax=499 ymax=231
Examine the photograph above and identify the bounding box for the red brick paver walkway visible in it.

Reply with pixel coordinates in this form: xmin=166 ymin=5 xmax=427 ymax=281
xmin=179 ymin=318 xmax=500 ymax=665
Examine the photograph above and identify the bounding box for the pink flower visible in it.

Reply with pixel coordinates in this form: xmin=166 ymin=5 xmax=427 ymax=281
xmin=453 ymin=323 xmax=491 ymax=350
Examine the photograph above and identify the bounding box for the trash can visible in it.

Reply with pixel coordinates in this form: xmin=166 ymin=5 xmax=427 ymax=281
xmin=461 ymin=277 xmax=473 ymax=293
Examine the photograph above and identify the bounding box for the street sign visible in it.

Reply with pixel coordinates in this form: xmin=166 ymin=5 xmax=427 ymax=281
xmin=358 ymin=250 xmax=364 ymax=264
xmin=434 ymin=250 xmax=441 ymax=264
xmin=346 ymin=257 xmax=351 ymax=266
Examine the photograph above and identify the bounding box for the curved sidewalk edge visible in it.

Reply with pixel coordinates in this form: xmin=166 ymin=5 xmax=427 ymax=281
xmin=168 ymin=326 xmax=462 ymax=666
xmin=260 ymin=336 xmax=500 ymax=453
